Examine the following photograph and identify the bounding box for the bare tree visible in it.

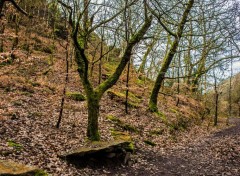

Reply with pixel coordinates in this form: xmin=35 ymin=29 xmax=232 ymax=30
xmin=58 ymin=0 xmax=152 ymax=140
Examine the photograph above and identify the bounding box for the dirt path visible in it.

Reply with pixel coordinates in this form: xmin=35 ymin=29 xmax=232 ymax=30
xmin=92 ymin=118 xmax=240 ymax=176
xmin=129 ymin=118 xmax=240 ymax=176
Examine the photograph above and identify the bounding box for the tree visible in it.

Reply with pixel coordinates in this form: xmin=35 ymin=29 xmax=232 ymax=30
xmin=0 ymin=0 xmax=30 ymax=52
xmin=148 ymin=0 xmax=194 ymax=112
xmin=58 ymin=0 xmax=152 ymax=140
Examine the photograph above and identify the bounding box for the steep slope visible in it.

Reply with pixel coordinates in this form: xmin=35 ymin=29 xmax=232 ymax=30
xmin=0 ymin=21 xmax=226 ymax=175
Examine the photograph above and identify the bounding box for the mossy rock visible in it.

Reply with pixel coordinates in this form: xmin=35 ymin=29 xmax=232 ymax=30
xmin=59 ymin=139 xmax=132 ymax=159
xmin=0 ymin=160 xmax=47 ymax=176
xmin=111 ymin=130 xmax=134 ymax=152
xmin=66 ymin=92 xmax=86 ymax=101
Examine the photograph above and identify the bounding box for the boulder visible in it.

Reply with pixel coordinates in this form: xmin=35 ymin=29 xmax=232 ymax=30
xmin=59 ymin=139 xmax=132 ymax=159
xmin=0 ymin=160 xmax=45 ymax=176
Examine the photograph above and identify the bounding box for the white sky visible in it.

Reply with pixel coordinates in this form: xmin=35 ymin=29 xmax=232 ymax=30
xmin=233 ymin=61 xmax=240 ymax=74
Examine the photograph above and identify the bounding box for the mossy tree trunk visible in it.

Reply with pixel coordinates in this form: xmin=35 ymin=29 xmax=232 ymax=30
xmin=60 ymin=0 xmax=153 ymax=140
xmin=87 ymin=92 xmax=100 ymax=140
xmin=149 ymin=0 xmax=194 ymax=112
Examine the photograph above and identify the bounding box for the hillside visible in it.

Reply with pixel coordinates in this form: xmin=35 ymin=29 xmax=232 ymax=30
xmin=0 ymin=2 xmax=239 ymax=175
xmin=207 ymin=72 xmax=240 ymax=117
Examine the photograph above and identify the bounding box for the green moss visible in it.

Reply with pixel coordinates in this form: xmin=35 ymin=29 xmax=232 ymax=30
xmin=136 ymin=78 xmax=145 ymax=86
xmin=170 ymin=108 xmax=178 ymax=114
xmin=110 ymin=129 xmax=134 ymax=152
xmin=107 ymin=115 xmax=139 ymax=133
xmin=149 ymin=102 xmax=158 ymax=113
xmin=144 ymin=140 xmax=156 ymax=147
xmin=124 ymin=91 xmax=142 ymax=103
xmin=154 ymin=111 xmax=167 ymax=121
xmin=127 ymin=101 xmax=140 ymax=108
xmin=35 ymin=170 xmax=48 ymax=176
xmin=150 ymin=129 xmax=164 ymax=135
xmin=111 ymin=130 xmax=130 ymax=140
xmin=66 ymin=92 xmax=86 ymax=101
xmin=7 ymin=140 xmax=23 ymax=151
xmin=106 ymin=115 xmax=121 ymax=123
xmin=122 ymin=124 xmax=138 ymax=133
xmin=107 ymin=90 xmax=141 ymax=108
xmin=126 ymin=142 xmax=135 ymax=152
xmin=103 ymin=62 xmax=117 ymax=74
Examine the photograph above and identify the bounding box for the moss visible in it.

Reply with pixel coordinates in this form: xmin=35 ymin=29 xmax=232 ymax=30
xmin=111 ymin=130 xmax=131 ymax=141
xmin=144 ymin=140 xmax=156 ymax=147
xmin=107 ymin=90 xmax=141 ymax=108
xmin=103 ymin=62 xmax=117 ymax=74
xmin=136 ymin=78 xmax=145 ymax=86
xmin=110 ymin=129 xmax=134 ymax=152
xmin=170 ymin=108 xmax=178 ymax=114
xmin=124 ymin=91 xmax=142 ymax=103
xmin=106 ymin=115 xmax=121 ymax=123
xmin=35 ymin=170 xmax=48 ymax=176
xmin=154 ymin=111 xmax=167 ymax=122
xmin=149 ymin=101 xmax=158 ymax=113
xmin=122 ymin=124 xmax=138 ymax=133
xmin=107 ymin=115 xmax=139 ymax=133
xmin=7 ymin=140 xmax=23 ymax=151
xmin=127 ymin=101 xmax=140 ymax=108
xmin=66 ymin=92 xmax=86 ymax=101
xmin=126 ymin=142 xmax=135 ymax=152
xmin=150 ymin=129 xmax=164 ymax=135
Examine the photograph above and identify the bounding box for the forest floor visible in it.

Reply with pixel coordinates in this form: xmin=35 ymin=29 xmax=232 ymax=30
xmin=0 ymin=40 xmax=239 ymax=175
xmin=123 ymin=117 xmax=240 ymax=176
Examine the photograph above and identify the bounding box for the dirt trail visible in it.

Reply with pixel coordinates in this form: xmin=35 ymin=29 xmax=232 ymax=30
xmin=90 ymin=118 xmax=240 ymax=176
xmin=125 ymin=118 xmax=240 ymax=176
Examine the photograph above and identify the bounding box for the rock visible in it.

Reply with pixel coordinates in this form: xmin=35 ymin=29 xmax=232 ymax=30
xmin=0 ymin=160 xmax=46 ymax=176
xmin=59 ymin=140 xmax=132 ymax=159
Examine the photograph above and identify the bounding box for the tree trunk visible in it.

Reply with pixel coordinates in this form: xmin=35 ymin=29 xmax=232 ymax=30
xmin=214 ymin=92 xmax=218 ymax=126
xmin=87 ymin=93 xmax=100 ymax=141
xmin=148 ymin=0 xmax=194 ymax=112
xmin=238 ymin=102 xmax=240 ymax=117
xmin=138 ymin=35 xmax=158 ymax=74
xmin=0 ymin=0 xmax=4 ymax=15
xmin=0 ymin=21 xmax=5 ymax=52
